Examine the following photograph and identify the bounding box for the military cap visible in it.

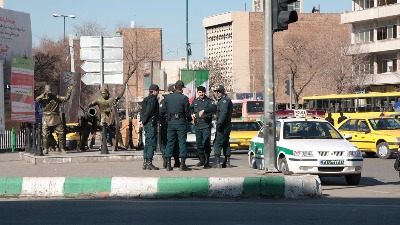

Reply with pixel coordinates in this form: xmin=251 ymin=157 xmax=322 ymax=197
xmin=167 ymin=83 xmax=175 ymax=92
xmin=213 ymin=85 xmax=225 ymax=92
xmin=197 ymin=86 xmax=206 ymax=93
xmin=175 ymin=80 xmax=185 ymax=88
xmin=149 ymin=84 xmax=160 ymax=91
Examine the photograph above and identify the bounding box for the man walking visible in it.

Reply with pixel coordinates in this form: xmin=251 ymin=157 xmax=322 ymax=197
xmin=163 ymin=80 xmax=192 ymax=171
xmin=191 ymin=86 xmax=216 ymax=168
xmin=160 ymin=84 xmax=180 ymax=168
xmin=210 ymin=85 xmax=233 ymax=168
xmin=140 ymin=84 xmax=160 ymax=170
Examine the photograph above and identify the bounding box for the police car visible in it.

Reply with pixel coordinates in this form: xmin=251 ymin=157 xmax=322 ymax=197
xmin=248 ymin=110 xmax=363 ymax=185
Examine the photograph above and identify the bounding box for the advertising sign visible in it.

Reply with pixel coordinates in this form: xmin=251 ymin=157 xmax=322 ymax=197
xmin=10 ymin=56 xmax=35 ymax=122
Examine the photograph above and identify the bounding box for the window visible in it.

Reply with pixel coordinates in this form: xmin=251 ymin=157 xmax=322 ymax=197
xmin=377 ymin=20 xmax=397 ymax=41
xmin=354 ymin=0 xmax=374 ymax=11
xmin=377 ymin=53 xmax=398 ymax=73
xmin=378 ymin=0 xmax=397 ymax=6
xmin=354 ymin=23 xmax=374 ymax=44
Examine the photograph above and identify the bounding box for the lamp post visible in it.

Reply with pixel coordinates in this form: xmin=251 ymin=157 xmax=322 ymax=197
xmin=52 ymin=13 xmax=76 ymax=43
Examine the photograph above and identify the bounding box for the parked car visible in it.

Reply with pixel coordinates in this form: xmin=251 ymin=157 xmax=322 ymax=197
xmin=336 ymin=117 xmax=400 ymax=159
xmin=186 ymin=122 xmax=216 ymax=157
xmin=229 ymin=120 xmax=262 ymax=152
xmin=249 ymin=117 xmax=363 ymax=185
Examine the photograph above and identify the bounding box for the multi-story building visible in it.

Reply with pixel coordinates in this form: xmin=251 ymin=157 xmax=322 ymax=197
xmin=253 ymin=0 xmax=303 ymax=13
xmin=203 ymin=12 xmax=347 ymax=103
xmin=341 ymin=0 xmax=400 ymax=91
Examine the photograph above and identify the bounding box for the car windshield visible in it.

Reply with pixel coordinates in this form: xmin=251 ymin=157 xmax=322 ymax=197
xmin=369 ymin=118 xmax=400 ymax=130
xmin=283 ymin=121 xmax=343 ymax=139
xmin=232 ymin=122 xmax=261 ymax=131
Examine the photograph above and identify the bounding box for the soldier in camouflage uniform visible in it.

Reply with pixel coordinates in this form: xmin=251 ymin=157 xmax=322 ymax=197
xmin=36 ymin=84 xmax=74 ymax=154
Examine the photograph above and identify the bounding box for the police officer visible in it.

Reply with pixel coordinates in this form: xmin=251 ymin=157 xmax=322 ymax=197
xmin=160 ymin=84 xmax=180 ymax=168
xmin=164 ymin=80 xmax=192 ymax=171
xmin=140 ymin=84 xmax=160 ymax=170
xmin=190 ymin=86 xmax=216 ymax=168
xmin=211 ymin=85 xmax=233 ymax=168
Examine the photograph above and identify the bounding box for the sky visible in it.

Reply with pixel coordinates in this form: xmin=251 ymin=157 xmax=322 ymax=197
xmin=5 ymin=0 xmax=351 ymax=61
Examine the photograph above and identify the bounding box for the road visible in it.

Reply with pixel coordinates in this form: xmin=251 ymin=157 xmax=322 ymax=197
xmin=0 ymin=153 xmax=399 ymax=225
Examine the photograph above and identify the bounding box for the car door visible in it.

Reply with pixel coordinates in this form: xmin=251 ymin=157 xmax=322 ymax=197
xmin=354 ymin=120 xmax=375 ymax=150
xmin=338 ymin=119 xmax=362 ymax=149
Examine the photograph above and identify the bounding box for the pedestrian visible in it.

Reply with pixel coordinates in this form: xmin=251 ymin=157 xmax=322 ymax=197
xmin=210 ymin=85 xmax=233 ymax=168
xmin=337 ymin=112 xmax=347 ymax=124
xmin=394 ymin=150 xmax=400 ymax=177
xmin=191 ymin=86 xmax=217 ymax=169
xmin=159 ymin=84 xmax=180 ymax=168
xmin=325 ymin=112 xmax=334 ymax=125
xmin=163 ymin=80 xmax=192 ymax=171
xmin=139 ymin=84 xmax=160 ymax=170
xmin=36 ymin=84 xmax=75 ymax=155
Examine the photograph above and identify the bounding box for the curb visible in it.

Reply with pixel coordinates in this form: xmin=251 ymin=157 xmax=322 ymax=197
xmin=0 ymin=175 xmax=322 ymax=199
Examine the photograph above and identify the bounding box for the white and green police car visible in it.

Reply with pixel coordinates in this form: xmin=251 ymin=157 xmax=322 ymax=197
xmin=248 ymin=110 xmax=363 ymax=185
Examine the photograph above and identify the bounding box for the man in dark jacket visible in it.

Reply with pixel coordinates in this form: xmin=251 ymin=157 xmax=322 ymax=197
xmin=190 ymin=86 xmax=216 ymax=168
xmin=209 ymin=85 xmax=233 ymax=168
xmin=337 ymin=112 xmax=347 ymax=124
xmin=140 ymin=84 xmax=160 ymax=170
xmin=160 ymin=84 xmax=180 ymax=168
xmin=163 ymin=80 xmax=192 ymax=171
xmin=325 ymin=112 xmax=334 ymax=125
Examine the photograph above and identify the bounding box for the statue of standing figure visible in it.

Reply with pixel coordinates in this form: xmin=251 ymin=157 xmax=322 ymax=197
xmin=36 ymin=84 xmax=75 ymax=154
xmin=86 ymin=86 xmax=125 ymax=151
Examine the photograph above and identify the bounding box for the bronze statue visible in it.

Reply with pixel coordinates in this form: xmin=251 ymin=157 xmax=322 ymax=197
xmin=86 ymin=86 xmax=125 ymax=151
xmin=36 ymin=84 xmax=74 ymax=154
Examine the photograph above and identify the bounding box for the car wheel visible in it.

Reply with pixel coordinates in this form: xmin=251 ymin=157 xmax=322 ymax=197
xmin=278 ymin=157 xmax=289 ymax=174
xmin=376 ymin=142 xmax=392 ymax=159
xmin=249 ymin=153 xmax=257 ymax=169
xmin=364 ymin=152 xmax=376 ymax=158
xmin=345 ymin=173 xmax=361 ymax=185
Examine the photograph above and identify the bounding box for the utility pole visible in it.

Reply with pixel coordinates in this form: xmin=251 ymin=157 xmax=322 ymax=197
xmin=186 ymin=0 xmax=189 ymax=69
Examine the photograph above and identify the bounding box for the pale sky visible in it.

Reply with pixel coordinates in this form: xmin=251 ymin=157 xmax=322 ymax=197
xmin=6 ymin=0 xmax=351 ymax=60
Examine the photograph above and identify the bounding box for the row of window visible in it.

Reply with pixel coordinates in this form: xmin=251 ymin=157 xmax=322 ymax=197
xmin=354 ymin=23 xmax=397 ymax=44
xmin=354 ymin=0 xmax=397 ymax=11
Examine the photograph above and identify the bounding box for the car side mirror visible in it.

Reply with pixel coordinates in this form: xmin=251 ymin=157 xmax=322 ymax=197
xmin=344 ymin=133 xmax=352 ymax=140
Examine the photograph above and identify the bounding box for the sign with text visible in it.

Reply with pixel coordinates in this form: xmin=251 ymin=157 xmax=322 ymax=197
xmin=10 ymin=56 xmax=35 ymax=122
xmin=80 ymin=36 xmax=123 ymax=85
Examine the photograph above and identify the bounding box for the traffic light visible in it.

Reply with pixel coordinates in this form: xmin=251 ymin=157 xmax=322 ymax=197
xmin=272 ymin=0 xmax=298 ymax=32
xmin=284 ymin=79 xmax=290 ymax=96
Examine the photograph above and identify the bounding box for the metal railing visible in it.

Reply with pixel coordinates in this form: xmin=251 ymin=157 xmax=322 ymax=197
xmin=0 ymin=129 xmax=26 ymax=151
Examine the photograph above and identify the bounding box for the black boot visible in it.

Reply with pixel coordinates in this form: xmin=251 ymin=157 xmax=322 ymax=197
xmin=196 ymin=154 xmax=206 ymax=167
xmin=222 ymin=156 xmax=232 ymax=168
xmin=213 ymin=155 xmax=222 ymax=168
xmin=173 ymin=157 xmax=181 ymax=168
xmin=179 ymin=157 xmax=191 ymax=171
xmin=166 ymin=157 xmax=173 ymax=171
xmin=142 ymin=158 xmax=148 ymax=170
xmin=163 ymin=158 xmax=167 ymax=169
xmin=203 ymin=154 xmax=211 ymax=169
xmin=146 ymin=158 xmax=159 ymax=170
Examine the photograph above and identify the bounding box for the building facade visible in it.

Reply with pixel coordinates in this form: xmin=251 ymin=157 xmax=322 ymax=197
xmin=341 ymin=0 xmax=400 ymax=90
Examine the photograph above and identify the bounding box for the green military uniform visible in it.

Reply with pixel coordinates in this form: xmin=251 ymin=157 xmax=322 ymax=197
xmin=211 ymin=85 xmax=233 ymax=168
xmin=190 ymin=86 xmax=216 ymax=168
xmin=36 ymin=84 xmax=73 ymax=154
xmin=159 ymin=84 xmax=180 ymax=168
xmin=140 ymin=84 xmax=160 ymax=170
xmin=164 ymin=80 xmax=192 ymax=171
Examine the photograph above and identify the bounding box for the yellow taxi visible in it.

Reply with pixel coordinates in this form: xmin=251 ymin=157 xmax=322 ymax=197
xmin=229 ymin=120 xmax=262 ymax=151
xmin=53 ymin=123 xmax=81 ymax=150
xmin=336 ymin=117 xmax=400 ymax=159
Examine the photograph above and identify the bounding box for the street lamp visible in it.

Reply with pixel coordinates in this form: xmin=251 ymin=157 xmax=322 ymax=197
xmin=52 ymin=13 xmax=76 ymax=42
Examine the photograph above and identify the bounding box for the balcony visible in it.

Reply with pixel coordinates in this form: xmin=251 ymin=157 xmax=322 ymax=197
xmin=363 ymin=72 xmax=400 ymax=86
xmin=341 ymin=3 xmax=400 ymax=24
xmin=347 ymin=38 xmax=400 ymax=55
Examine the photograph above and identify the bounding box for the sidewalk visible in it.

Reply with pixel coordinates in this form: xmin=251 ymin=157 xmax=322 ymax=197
xmin=0 ymin=151 xmax=322 ymax=199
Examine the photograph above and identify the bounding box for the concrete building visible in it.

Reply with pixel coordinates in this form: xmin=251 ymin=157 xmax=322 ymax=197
xmin=341 ymin=0 xmax=400 ymax=90
xmin=253 ymin=0 xmax=303 ymax=13
xmin=203 ymin=12 xmax=347 ymax=103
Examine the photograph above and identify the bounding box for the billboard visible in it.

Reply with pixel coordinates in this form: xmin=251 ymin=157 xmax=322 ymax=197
xmin=0 ymin=8 xmax=32 ymax=85
xmin=10 ymin=56 xmax=35 ymax=122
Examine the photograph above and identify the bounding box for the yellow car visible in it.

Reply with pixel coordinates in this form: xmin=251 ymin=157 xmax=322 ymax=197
xmin=53 ymin=123 xmax=81 ymax=150
xmin=229 ymin=120 xmax=262 ymax=151
xmin=336 ymin=117 xmax=400 ymax=159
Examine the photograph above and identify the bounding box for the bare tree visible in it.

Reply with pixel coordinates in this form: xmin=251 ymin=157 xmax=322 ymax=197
xmin=193 ymin=58 xmax=233 ymax=92
xmin=72 ymin=20 xmax=108 ymax=37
